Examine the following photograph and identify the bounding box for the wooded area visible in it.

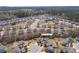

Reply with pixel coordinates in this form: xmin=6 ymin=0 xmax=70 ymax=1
xmin=0 ymin=9 xmax=79 ymax=22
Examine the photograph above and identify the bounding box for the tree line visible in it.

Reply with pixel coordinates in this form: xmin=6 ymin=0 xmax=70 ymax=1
xmin=0 ymin=9 xmax=79 ymax=22
xmin=0 ymin=9 xmax=48 ymax=20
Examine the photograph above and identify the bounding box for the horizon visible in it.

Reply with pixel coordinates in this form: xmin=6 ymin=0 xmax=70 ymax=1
xmin=0 ymin=6 xmax=79 ymax=7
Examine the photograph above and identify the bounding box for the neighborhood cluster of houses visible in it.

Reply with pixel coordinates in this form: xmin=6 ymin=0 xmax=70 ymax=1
xmin=0 ymin=14 xmax=79 ymax=53
xmin=0 ymin=14 xmax=79 ymax=42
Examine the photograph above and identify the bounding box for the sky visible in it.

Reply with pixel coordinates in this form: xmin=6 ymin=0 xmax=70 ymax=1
xmin=0 ymin=0 xmax=79 ymax=6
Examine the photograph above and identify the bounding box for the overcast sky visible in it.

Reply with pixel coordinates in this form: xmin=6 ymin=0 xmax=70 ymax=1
xmin=0 ymin=0 xmax=79 ymax=6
